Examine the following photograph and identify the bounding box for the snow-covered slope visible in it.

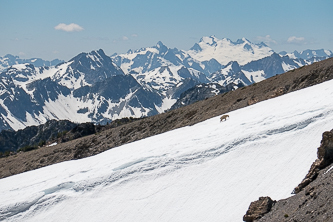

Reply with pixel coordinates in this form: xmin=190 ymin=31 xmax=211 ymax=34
xmin=1 ymin=78 xmax=333 ymax=221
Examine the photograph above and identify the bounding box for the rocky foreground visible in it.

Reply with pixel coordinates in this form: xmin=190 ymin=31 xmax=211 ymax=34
xmin=0 ymin=57 xmax=333 ymax=181
xmin=244 ymin=129 xmax=333 ymax=222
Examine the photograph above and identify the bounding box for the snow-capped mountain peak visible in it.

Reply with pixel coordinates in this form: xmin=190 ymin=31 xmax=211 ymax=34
xmin=209 ymin=60 xmax=251 ymax=86
xmin=53 ymin=49 xmax=124 ymax=89
xmin=156 ymin=41 xmax=168 ymax=52
xmin=187 ymin=36 xmax=274 ymax=66
xmin=69 ymin=49 xmax=122 ymax=72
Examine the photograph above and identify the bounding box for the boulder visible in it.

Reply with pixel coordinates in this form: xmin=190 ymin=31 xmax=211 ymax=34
xmin=243 ymin=196 xmax=276 ymax=222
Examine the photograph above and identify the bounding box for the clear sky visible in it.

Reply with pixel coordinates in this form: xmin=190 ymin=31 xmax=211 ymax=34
xmin=1 ymin=0 xmax=332 ymax=61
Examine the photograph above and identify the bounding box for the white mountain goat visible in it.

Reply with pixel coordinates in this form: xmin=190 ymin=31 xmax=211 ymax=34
xmin=220 ymin=114 xmax=229 ymax=122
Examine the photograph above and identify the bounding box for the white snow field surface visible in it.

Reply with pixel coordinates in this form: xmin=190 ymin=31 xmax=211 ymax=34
xmin=1 ymin=79 xmax=333 ymax=222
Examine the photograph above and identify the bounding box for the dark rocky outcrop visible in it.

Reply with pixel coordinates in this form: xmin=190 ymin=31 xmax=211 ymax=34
xmin=170 ymin=82 xmax=243 ymax=110
xmin=0 ymin=120 xmax=77 ymax=153
xmin=245 ymin=128 xmax=333 ymax=222
xmin=243 ymin=197 xmax=276 ymax=222
xmin=255 ymin=163 xmax=333 ymax=222
xmin=293 ymin=129 xmax=333 ymax=194
xmin=60 ymin=122 xmax=96 ymax=143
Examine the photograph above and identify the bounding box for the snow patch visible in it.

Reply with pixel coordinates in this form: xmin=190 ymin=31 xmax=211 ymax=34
xmin=243 ymin=70 xmax=266 ymax=83
xmin=47 ymin=142 xmax=58 ymax=147
xmin=282 ymin=62 xmax=295 ymax=72
xmin=155 ymin=97 xmax=177 ymax=113
xmin=11 ymin=63 xmax=29 ymax=71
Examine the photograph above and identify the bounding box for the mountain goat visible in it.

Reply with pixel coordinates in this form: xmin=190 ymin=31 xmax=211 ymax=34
xmin=220 ymin=114 xmax=229 ymax=122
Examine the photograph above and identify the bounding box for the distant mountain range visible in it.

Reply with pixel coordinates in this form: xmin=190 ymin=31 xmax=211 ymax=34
xmin=0 ymin=54 xmax=63 ymax=72
xmin=0 ymin=36 xmax=332 ymax=131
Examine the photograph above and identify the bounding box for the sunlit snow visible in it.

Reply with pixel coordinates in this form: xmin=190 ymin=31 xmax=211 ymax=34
xmin=187 ymin=36 xmax=273 ymax=66
xmin=281 ymin=62 xmax=296 ymax=72
xmin=243 ymin=70 xmax=266 ymax=83
xmin=1 ymin=79 xmax=333 ymax=221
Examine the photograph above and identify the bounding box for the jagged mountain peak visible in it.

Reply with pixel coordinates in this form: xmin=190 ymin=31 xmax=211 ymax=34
xmin=52 ymin=49 xmax=124 ymax=90
xmin=70 ymin=49 xmax=108 ymax=64
xmin=154 ymin=41 xmax=168 ymax=54
xmin=156 ymin=41 xmax=166 ymax=48
xmin=112 ymin=42 xmax=186 ymax=75
xmin=69 ymin=48 xmax=123 ymax=72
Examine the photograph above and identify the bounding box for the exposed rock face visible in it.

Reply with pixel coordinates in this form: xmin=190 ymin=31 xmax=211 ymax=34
xmin=293 ymin=129 xmax=333 ymax=194
xmin=256 ymin=162 xmax=333 ymax=222
xmin=247 ymin=128 xmax=333 ymax=222
xmin=243 ymin=197 xmax=276 ymax=222
xmin=62 ymin=122 xmax=96 ymax=142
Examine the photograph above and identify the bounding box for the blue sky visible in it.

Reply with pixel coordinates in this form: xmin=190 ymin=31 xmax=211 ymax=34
xmin=1 ymin=0 xmax=332 ymax=61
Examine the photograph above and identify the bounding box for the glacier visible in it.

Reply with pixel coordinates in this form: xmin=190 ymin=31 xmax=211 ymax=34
xmin=1 ymin=77 xmax=333 ymax=221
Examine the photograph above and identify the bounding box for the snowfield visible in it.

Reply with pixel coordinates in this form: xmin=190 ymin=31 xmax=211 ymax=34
xmin=1 ymin=79 xmax=333 ymax=221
